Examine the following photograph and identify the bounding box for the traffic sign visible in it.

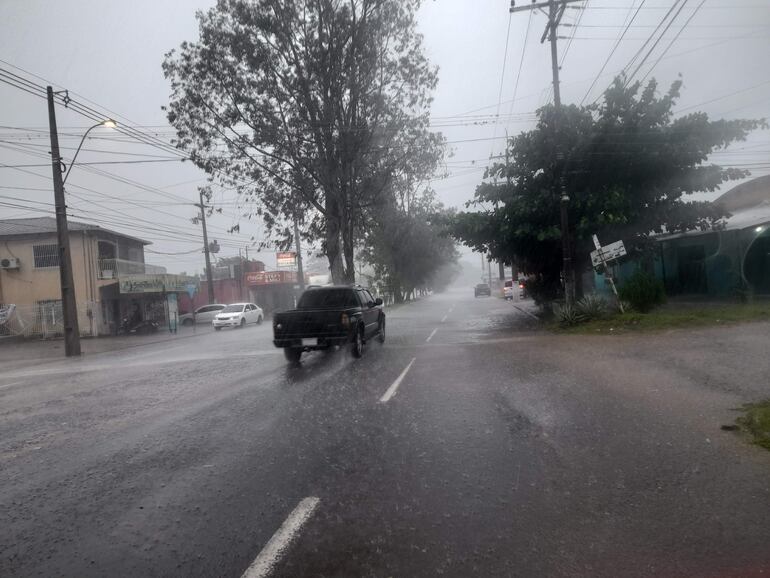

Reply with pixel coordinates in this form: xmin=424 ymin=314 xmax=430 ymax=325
xmin=591 ymin=240 xmax=626 ymax=268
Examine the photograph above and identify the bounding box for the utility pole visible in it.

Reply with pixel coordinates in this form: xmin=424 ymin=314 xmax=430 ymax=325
xmin=47 ymin=86 xmax=81 ymax=357
xmin=196 ymin=191 xmax=215 ymax=304
xmin=510 ymin=0 xmax=580 ymax=306
xmin=293 ymin=215 xmax=305 ymax=290
xmin=487 ymin=256 xmax=492 ymax=288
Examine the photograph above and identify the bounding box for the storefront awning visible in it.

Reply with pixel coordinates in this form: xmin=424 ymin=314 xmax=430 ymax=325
xmin=118 ymin=274 xmax=199 ymax=294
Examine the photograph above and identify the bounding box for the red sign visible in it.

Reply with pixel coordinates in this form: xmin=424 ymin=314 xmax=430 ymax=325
xmin=276 ymin=251 xmax=296 ymax=269
xmin=245 ymin=270 xmax=298 ymax=286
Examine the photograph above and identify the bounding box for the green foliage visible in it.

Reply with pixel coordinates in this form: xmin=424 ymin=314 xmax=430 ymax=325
xmin=523 ymin=275 xmax=561 ymax=306
xmin=553 ymin=302 xmax=586 ymax=327
xmin=618 ymin=270 xmax=666 ymax=313
xmin=163 ymin=0 xmax=443 ymax=283
xmin=736 ymin=401 xmax=770 ymax=450
xmin=361 ymin=191 xmax=459 ymax=303
xmin=450 ymin=76 xmax=765 ymax=300
xmin=576 ymin=294 xmax=608 ymax=320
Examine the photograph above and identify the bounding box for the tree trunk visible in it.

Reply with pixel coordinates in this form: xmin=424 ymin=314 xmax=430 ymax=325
xmin=325 ymin=202 xmax=346 ymax=284
xmin=342 ymin=222 xmax=356 ymax=284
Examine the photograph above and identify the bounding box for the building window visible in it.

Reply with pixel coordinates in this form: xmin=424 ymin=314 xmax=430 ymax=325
xmin=33 ymin=244 xmax=60 ymax=268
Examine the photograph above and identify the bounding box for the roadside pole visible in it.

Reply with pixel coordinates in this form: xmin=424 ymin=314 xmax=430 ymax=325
xmin=47 ymin=86 xmax=81 ymax=357
xmin=592 ymin=234 xmax=625 ymax=313
xmin=197 ymin=190 xmax=215 ymax=304
xmin=294 ymin=215 xmax=305 ymax=291
xmin=510 ymin=0 xmax=582 ymax=307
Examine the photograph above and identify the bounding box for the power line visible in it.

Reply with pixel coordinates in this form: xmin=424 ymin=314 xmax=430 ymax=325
xmin=624 ymin=0 xmax=689 ymax=87
xmin=0 ymin=159 xmax=183 ymax=169
xmin=638 ymin=0 xmax=707 ymax=84
xmin=582 ymin=0 xmax=646 ymax=105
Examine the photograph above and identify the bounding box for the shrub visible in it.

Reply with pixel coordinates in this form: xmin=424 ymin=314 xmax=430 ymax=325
xmin=576 ymin=294 xmax=608 ymax=320
xmin=618 ymin=270 xmax=665 ymax=313
xmin=553 ymin=302 xmax=586 ymax=327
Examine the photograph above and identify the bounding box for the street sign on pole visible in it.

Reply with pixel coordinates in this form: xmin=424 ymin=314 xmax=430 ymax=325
xmin=590 ymin=240 xmax=627 ymax=268
xmin=590 ymin=235 xmax=626 ymax=313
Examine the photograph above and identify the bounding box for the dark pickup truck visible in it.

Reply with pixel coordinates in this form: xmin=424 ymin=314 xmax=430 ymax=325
xmin=273 ymin=285 xmax=386 ymax=363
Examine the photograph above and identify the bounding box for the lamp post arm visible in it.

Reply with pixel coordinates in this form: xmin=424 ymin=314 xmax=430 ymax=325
xmin=62 ymin=122 xmax=103 ymax=185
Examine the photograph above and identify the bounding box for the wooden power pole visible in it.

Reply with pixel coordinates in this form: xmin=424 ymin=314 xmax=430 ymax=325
xmin=509 ymin=0 xmax=581 ymax=305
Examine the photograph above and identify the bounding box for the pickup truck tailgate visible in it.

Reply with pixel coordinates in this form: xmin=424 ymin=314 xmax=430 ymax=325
xmin=273 ymin=309 xmax=347 ymax=340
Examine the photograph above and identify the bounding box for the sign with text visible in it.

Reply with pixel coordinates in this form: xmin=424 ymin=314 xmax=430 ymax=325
xmin=118 ymin=274 xmax=198 ymax=294
xmin=276 ymin=251 xmax=297 ymax=269
xmin=245 ymin=270 xmax=298 ymax=286
xmin=591 ymin=240 xmax=626 ymax=268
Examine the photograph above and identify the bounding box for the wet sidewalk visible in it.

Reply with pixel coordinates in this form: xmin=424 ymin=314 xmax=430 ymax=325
xmin=0 ymin=325 xmax=210 ymax=370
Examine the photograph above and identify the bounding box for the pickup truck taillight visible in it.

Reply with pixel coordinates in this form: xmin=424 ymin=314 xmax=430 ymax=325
xmin=341 ymin=312 xmax=350 ymax=327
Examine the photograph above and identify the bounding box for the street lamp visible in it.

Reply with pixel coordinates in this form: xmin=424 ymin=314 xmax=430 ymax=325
xmin=46 ymin=84 xmax=118 ymax=357
xmin=62 ymin=119 xmax=117 ymax=184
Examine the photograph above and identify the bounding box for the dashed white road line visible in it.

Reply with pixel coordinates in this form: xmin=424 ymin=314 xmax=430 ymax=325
xmin=0 ymin=381 xmax=24 ymax=391
xmin=241 ymin=496 xmax=321 ymax=578
xmin=379 ymin=357 xmax=417 ymax=403
xmin=426 ymin=328 xmax=438 ymax=342
xmin=440 ymin=314 xmax=448 ymax=323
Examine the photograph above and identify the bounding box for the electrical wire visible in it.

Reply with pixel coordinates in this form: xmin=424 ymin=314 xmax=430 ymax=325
xmin=637 ymin=0 xmax=707 ymax=85
xmin=582 ymin=0 xmax=646 ymax=106
xmin=624 ymin=0 xmax=690 ymax=87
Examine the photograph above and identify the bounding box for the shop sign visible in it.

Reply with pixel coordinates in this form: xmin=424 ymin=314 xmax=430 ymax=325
xmin=246 ymin=270 xmax=297 ymax=286
xmin=276 ymin=251 xmax=297 ymax=269
xmin=119 ymin=274 xmax=197 ymax=294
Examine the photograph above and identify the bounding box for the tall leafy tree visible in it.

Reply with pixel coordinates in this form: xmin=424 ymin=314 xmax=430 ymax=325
xmin=452 ymin=77 xmax=765 ymax=299
xmin=163 ymin=0 xmax=443 ymax=283
xmin=363 ymin=191 xmax=459 ymax=302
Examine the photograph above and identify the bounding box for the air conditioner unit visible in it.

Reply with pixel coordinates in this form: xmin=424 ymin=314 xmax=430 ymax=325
xmin=0 ymin=257 xmax=20 ymax=270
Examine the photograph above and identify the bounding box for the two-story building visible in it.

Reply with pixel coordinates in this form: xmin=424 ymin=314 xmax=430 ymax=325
xmin=0 ymin=217 xmax=196 ymax=337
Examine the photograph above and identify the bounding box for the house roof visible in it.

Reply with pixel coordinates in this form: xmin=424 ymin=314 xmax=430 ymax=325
xmin=657 ymin=175 xmax=770 ymax=241
xmin=714 ymin=174 xmax=770 ymax=213
xmin=0 ymin=217 xmax=150 ymax=245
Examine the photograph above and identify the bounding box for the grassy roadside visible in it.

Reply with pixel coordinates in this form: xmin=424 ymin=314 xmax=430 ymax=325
xmin=556 ymin=302 xmax=770 ymax=334
xmin=733 ymin=401 xmax=770 ymax=451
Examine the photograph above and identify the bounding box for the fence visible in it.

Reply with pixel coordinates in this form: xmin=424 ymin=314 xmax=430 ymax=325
xmin=0 ymin=301 xmax=103 ymax=339
xmin=97 ymin=258 xmax=166 ymax=279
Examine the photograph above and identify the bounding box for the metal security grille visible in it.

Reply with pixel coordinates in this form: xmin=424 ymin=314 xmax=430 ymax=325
xmin=32 ymin=244 xmax=60 ymax=268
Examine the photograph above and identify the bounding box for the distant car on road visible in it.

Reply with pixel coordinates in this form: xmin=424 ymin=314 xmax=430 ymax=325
xmin=273 ymin=285 xmax=385 ymax=363
xmin=474 ymin=283 xmax=491 ymax=297
xmin=179 ymin=304 xmax=226 ymax=326
xmin=212 ymin=303 xmax=263 ymax=330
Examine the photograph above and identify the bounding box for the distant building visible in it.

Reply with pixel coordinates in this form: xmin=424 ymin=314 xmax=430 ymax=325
xmin=0 ymin=217 xmax=196 ymax=337
xmin=594 ymin=175 xmax=770 ymax=298
xmin=654 ymin=175 xmax=770 ymax=297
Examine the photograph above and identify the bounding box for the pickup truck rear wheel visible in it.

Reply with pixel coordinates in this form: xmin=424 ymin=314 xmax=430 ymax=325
xmin=284 ymin=347 xmax=302 ymax=364
xmin=351 ymin=326 xmax=364 ymax=358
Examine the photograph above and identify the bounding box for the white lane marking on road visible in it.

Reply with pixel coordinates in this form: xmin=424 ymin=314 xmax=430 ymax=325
xmin=0 ymin=381 xmax=24 ymax=391
xmin=241 ymin=496 xmax=321 ymax=578
xmin=379 ymin=357 xmax=416 ymax=403
xmin=440 ymin=314 xmax=448 ymax=323
xmin=426 ymin=328 xmax=438 ymax=342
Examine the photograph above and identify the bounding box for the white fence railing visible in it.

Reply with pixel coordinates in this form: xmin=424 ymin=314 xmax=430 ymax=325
xmin=98 ymin=258 xmax=166 ymax=279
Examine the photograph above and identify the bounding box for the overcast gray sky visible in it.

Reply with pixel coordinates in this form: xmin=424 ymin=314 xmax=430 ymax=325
xmin=1 ymin=0 xmax=768 ymax=274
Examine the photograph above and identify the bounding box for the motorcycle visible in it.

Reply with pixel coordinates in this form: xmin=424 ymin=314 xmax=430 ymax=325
xmin=118 ymin=316 xmax=159 ymax=335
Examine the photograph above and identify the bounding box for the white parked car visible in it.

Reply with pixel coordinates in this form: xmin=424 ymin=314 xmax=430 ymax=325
xmin=213 ymin=303 xmax=264 ymax=330
xmin=179 ymin=304 xmax=226 ymax=326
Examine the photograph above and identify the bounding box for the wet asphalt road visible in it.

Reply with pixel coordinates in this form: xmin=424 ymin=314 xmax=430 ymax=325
xmin=1 ymin=289 xmax=770 ymax=577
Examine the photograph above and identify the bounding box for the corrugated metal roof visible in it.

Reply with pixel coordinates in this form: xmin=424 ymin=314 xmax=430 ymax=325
xmin=658 ymin=202 xmax=770 ymax=240
xmin=0 ymin=217 xmax=150 ymax=245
